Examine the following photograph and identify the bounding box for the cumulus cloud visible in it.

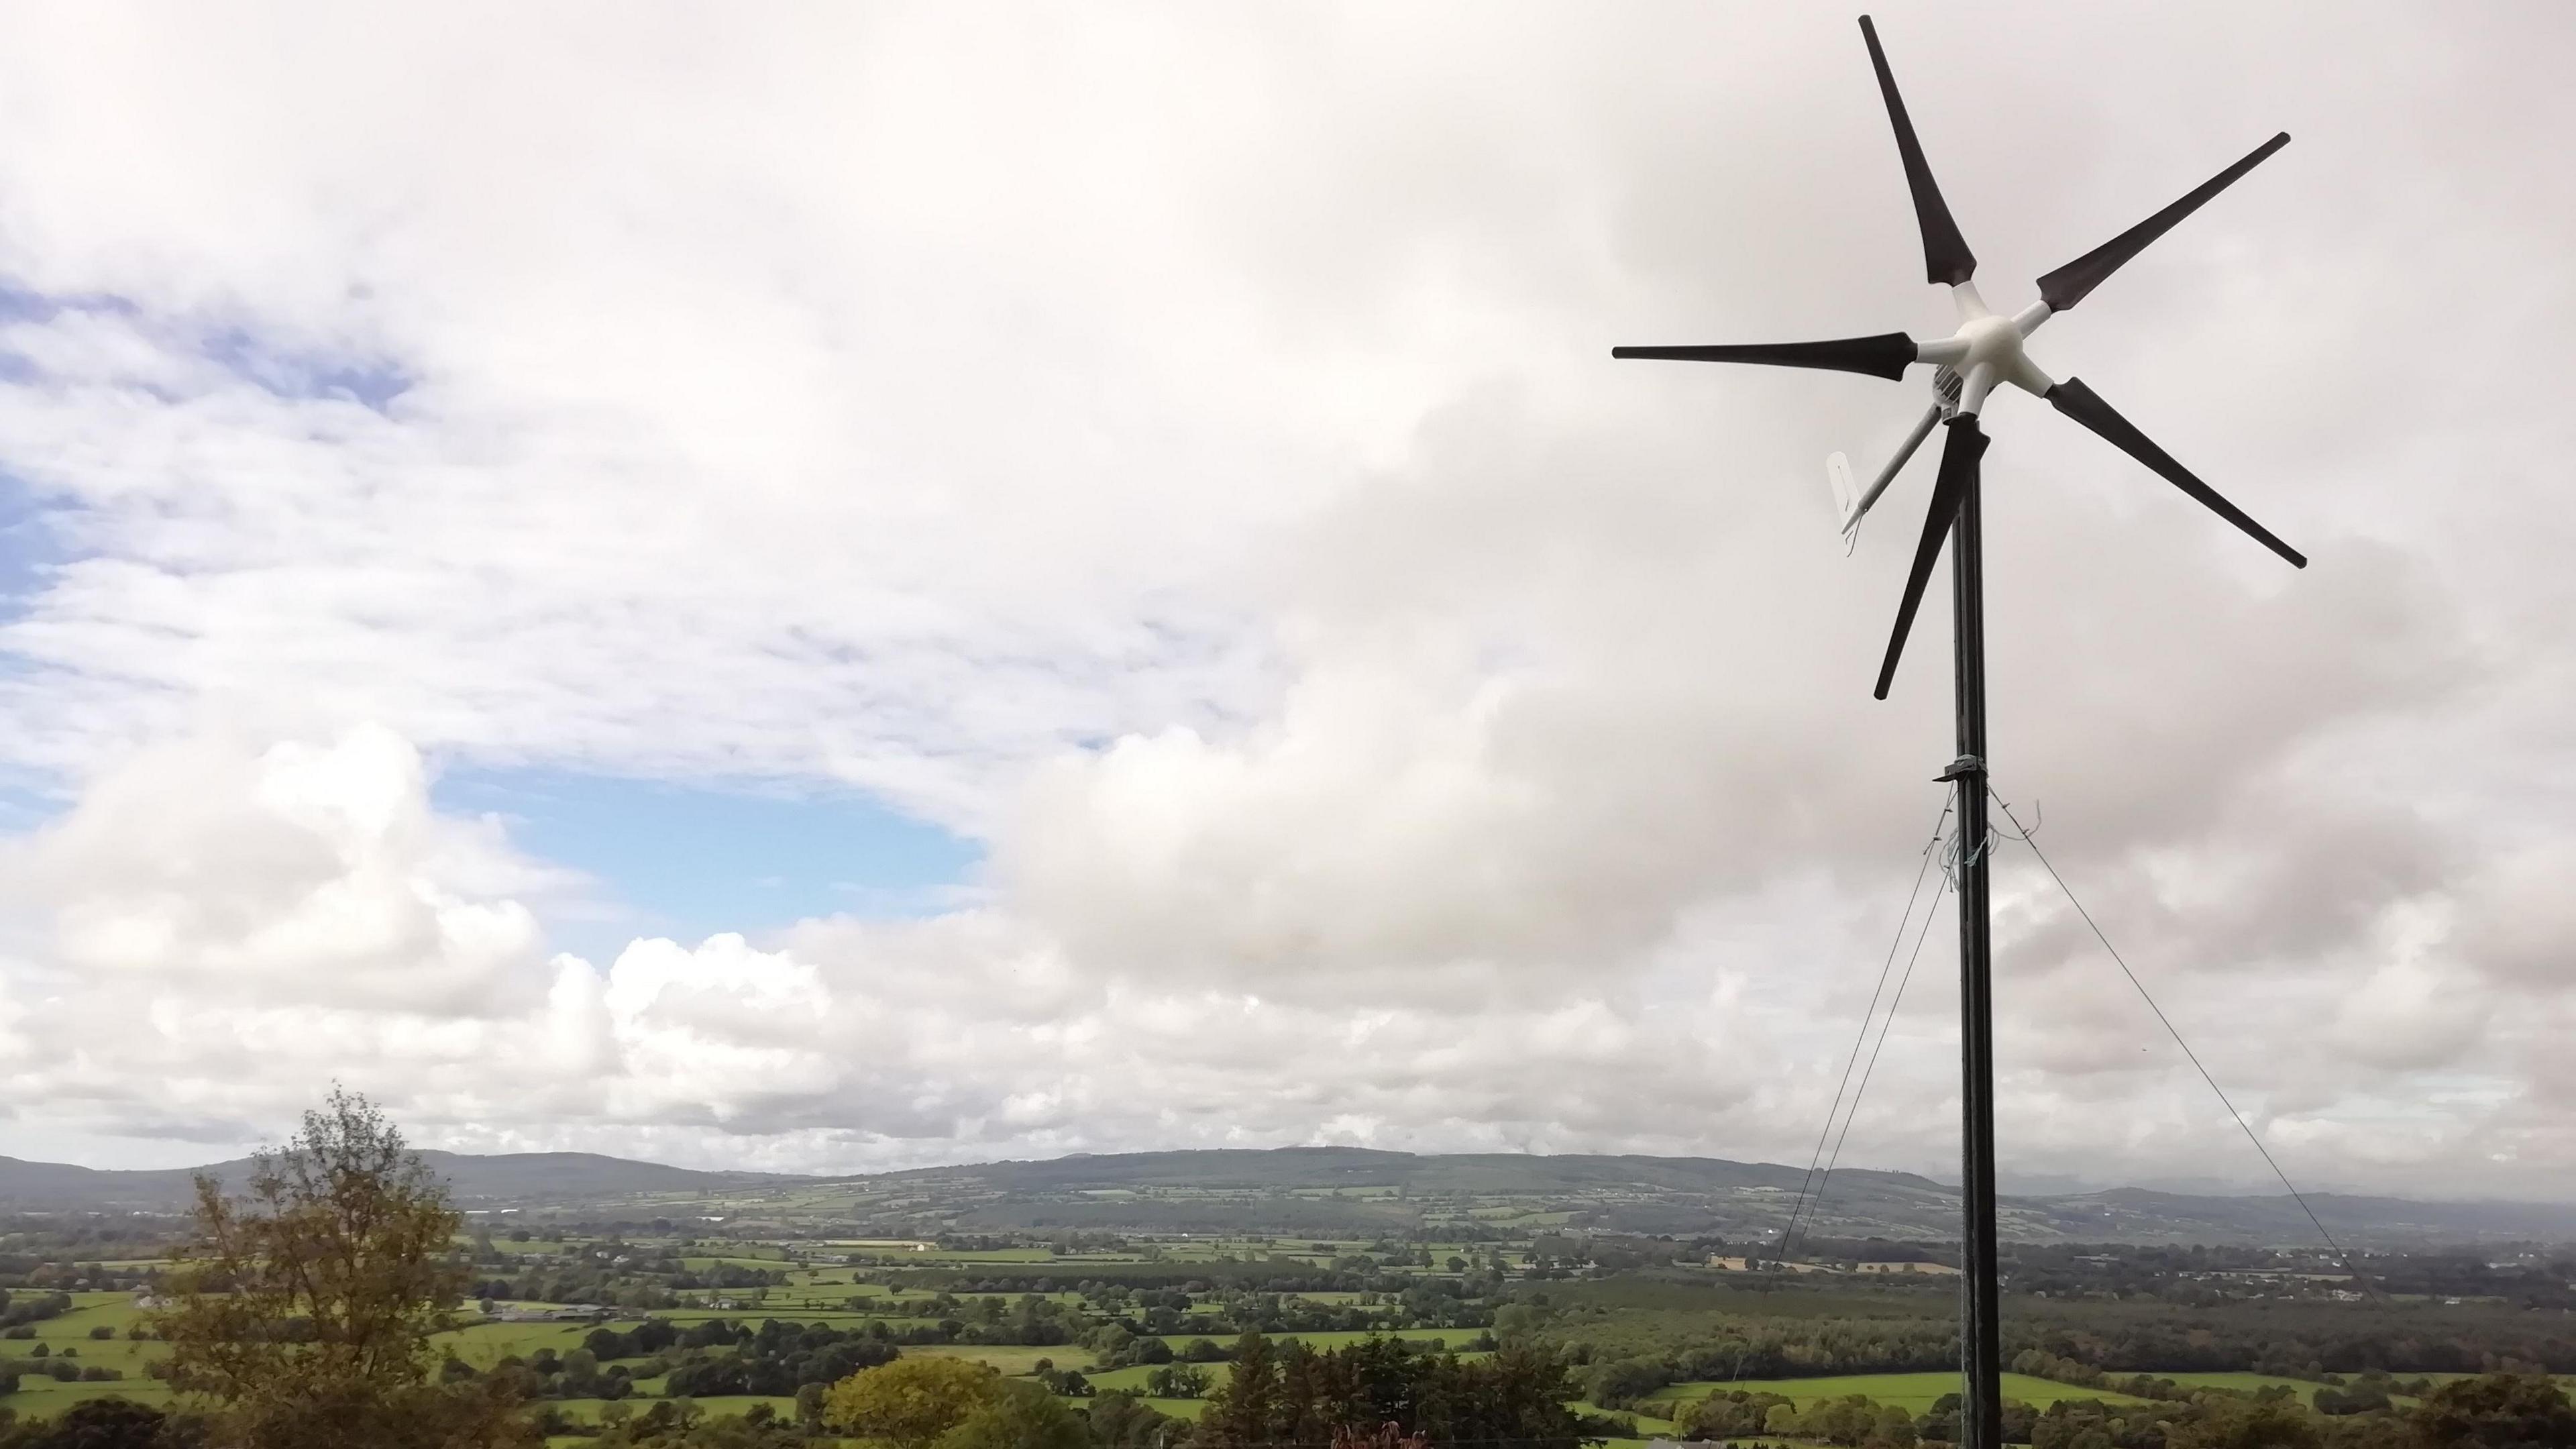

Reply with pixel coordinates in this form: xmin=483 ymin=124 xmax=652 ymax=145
xmin=0 ymin=2 xmax=2570 ymax=1197
xmin=0 ymin=726 xmax=558 ymax=1014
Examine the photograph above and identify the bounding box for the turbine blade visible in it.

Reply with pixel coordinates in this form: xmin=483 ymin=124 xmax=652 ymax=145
xmin=2037 ymin=132 xmax=2291 ymax=312
xmin=1859 ymin=15 xmax=1976 ymax=286
xmin=2047 ymin=377 xmax=2306 ymax=568
xmin=1874 ymin=415 xmax=1987 ymax=700
xmin=1611 ymin=333 xmax=1917 ymax=381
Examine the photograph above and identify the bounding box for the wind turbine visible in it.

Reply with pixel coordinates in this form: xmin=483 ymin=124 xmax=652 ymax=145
xmin=1613 ymin=17 xmax=2303 ymax=1449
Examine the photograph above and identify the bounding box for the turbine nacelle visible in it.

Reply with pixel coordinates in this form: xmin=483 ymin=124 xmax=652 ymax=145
xmin=1613 ymin=13 xmax=2304 ymax=700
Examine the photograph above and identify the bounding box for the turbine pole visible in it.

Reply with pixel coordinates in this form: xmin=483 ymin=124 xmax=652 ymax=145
xmin=1945 ymin=469 xmax=2004 ymax=1449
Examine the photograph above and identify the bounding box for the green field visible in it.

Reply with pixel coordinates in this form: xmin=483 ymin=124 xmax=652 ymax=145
xmin=1570 ymin=1399 xmax=1678 ymax=1438
xmin=907 ymin=1344 xmax=1087 ymax=1375
xmin=2130 ymin=1371 xmax=2493 ymax=1409
xmin=1646 ymin=1372 xmax=2152 ymax=1415
xmin=1154 ymin=1327 xmax=1470 ymax=1352
xmin=545 ymin=1395 xmax=797 ymax=1426
xmin=0 ymin=1293 xmax=174 ymax=1416
xmin=2141 ymin=1371 xmax=2328 ymax=1404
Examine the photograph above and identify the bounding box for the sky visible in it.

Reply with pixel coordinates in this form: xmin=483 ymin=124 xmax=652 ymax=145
xmin=0 ymin=1 xmax=2570 ymax=1201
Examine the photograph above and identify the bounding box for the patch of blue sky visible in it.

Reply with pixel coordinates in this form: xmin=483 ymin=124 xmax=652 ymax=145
xmin=199 ymin=323 xmax=410 ymax=411
xmin=433 ymin=765 xmax=986 ymax=963
xmin=0 ymin=278 xmax=411 ymax=409
xmin=0 ymin=470 xmax=64 ymax=621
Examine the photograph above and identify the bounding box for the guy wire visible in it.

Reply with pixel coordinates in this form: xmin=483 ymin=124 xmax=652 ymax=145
xmin=1780 ymin=864 xmax=1946 ymax=1265
xmin=1988 ymin=788 xmax=2392 ymax=1312
xmin=1776 ymin=796 xmax=1953 ymax=1273
xmin=1723 ymin=794 xmax=1951 ymax=1391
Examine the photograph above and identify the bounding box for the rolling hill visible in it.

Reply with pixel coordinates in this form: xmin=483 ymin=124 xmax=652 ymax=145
xmin=7 ymin=1144 xmax=2574 ymax=1246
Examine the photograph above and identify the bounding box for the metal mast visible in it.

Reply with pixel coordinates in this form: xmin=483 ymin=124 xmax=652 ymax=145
xmin=1945 ymin=476 xmax=2002 ymax=1449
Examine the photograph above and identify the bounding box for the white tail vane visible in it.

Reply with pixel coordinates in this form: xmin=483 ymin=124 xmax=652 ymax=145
xmin=1834 ymin=404 xmax=1945 ymax=550
xmin=1827 ymin=452 xmax=1859 ymax=546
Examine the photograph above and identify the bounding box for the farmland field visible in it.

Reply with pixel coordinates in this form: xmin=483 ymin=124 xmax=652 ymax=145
xmin=7 ymin=1144 xmax=2569 ymax=1446
xmin=1644 ymin=1372 xmax=2153 ymax=1415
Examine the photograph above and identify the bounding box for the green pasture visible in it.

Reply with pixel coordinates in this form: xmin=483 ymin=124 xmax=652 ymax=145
xmin=2139 ymin=1371 xmax=2328 ymax=1404
xmin=545 ymin=1395 xmax=798 ymax=1426
xmin=1570 ymin=1399 xmax=1677 ymax=1438
xmin=1155 ymin=1328 xmax=1469 ymax=1353
xmin=0 ymin=1376 xmax=180 ymax=1415
xmin=908 ymin=1344 xmax=1090 ymax=1375
xmin=1645 ymin=1372 xmax=2151 ymax=1415
xmin=437 ymin=1320 xmax=619 ymax=1365
xmin=2130 ymin=1370 xmax=2493 ymax=1408
xmin=1081 ymin=1364 xmax=1172 ymax=1395
xmin=0 ymin=1293 xmax=174 ymax=1419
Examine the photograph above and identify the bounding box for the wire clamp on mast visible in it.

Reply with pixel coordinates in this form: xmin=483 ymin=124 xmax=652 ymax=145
xmin=1936 ymin=758 xmax=1994 ymax=886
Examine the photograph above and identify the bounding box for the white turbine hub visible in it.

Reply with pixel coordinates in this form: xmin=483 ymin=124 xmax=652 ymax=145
xmin=1914 ymin=284 xmax=2056 ymax=417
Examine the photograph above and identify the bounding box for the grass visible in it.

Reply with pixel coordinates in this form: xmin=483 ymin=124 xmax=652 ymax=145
xmin=1154 ymin=1328 xmax=1470 ymax=1352
xmin=1570 ymin=1399 xmax=1677 ymax=1438
xmin=2141 ymin=1371 xmax=2326 ymax=1404
xmin=1644 ymin=1372 xmax=2151 ymax=1415
xmin=545 ymin=1395 xmax=799 ymax=1426
xmin=907 ymin=1344 xmax=1089 ymax=1375
xmin=2131 ymin=1370 xmax=2474 ymax=1409
xmin=0 ymin=1294 xmax=176 ymax=1419
xmin=437 ymin=1320 xmax=622 ymax=1366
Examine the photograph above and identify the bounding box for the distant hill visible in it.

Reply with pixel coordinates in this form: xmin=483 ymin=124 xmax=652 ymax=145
xmin=7 ymin=1144 xmax=2575 ymax=1246
xmin=0 ymin=1150 xmax=795 ymax=1212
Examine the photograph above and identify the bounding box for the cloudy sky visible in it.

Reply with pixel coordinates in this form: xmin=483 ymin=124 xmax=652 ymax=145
xmin=0 ymin=1 xmax=2568 ymax=1201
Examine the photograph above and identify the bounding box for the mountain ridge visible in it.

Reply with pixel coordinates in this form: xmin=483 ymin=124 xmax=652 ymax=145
xmin=7 ymin=1146 xmax=2573 ymax=1245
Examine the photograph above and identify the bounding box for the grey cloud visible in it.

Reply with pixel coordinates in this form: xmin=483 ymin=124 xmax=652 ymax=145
xmin=0 ymin=3 xmax=2567 ymax=1198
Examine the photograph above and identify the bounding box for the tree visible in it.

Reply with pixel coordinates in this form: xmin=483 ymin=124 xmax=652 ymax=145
xmin=792 ymin=1383 xmax=827 ymax=1429
xmin=152 ymin=1088 xmax=533 ymax=1449
xmin=2412 ymin=1373 xmax=2576 ymax=1447
xmin=822 ymin=1356 xmax=999 ymax=1448
xmin=1332 ymin=1427 xmax=1429 ymax=1449
xmin=2169 ymin=1397 xmax=2323 ymax=1449
xmin=932 ymin=1380 xmax=1088 ymax=1449
xmin=0 ymin=1396 xmax=193 ymax=1449
xmin=1491 ymin=1305 xmax=1546 ymax=1348
xmin=1197 ymin=1336 xmax=1580 ymax=1448
xmin=1146 ymin=1364 xmax=1212 ymax=1399
xmin=1680 ymin=1391 xmax=1794 ymax=1440
xmin=1087 ymin=1393 xmax=1183 ymax=1448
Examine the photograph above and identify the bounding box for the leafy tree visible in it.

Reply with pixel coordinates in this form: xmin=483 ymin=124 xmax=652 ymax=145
xmin=1086 ymin=1392 xmax=1183 ymax=1448
xmin=151 ymin=1088 xmax=533 ymax=1449
xmin=792 ymin=1383 xmax=826 ymax=1429
xmin=1197 ymin=1335 xmax=1580 ymax=1448
xmin=1146 ymin=1364 xmax=1212 ymax=1399
xmin=0 ymin=1395 xmax=196 ymax=1448
xmin=1678 ymin=1389 xmax=1795 ymax=1440
xmin=822 ymin=1356 xmax=998 ymax=1448
xmin=1331 ymin=1426 xmax=1428 ymax=1449
xmin=2169 ymin=1397 xmax=2323 ymax=1449
xmin=932 ymin=1380 xmax=1087 ymax=1449
xmin=2411 ymin=1373 xmax=2576 ymax=1447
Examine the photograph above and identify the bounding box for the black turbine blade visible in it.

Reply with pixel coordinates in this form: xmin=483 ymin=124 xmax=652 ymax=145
xmin=2037 ymin=132 xmax=2291 ymax=312
xmin=1874 ymin=415 xmax=1987 ymax=700
xmin=1611 ymin=333 xmax=1918 ymax=381
xmin=2047 ymin=377 xmax=2306 ymax=568
xmin=1859 ymin=15 xmax=1976 ymax=286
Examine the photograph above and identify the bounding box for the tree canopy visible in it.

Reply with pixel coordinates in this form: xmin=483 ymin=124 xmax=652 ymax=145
xmin=152 ymin=1088 xmax=531 ymax=1449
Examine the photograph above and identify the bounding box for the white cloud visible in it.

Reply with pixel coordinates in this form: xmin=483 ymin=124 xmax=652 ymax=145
xmin=1 ymin=725 xmax=557 ymax=1014
xmin=0 ymin=3 xmax=2571 ymax=1199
